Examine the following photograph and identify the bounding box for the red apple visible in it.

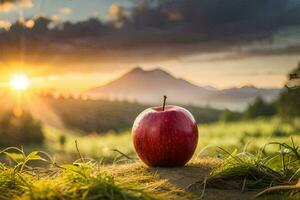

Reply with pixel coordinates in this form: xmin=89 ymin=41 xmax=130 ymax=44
xmin=132 ymin=96 xmax=198 ymax=167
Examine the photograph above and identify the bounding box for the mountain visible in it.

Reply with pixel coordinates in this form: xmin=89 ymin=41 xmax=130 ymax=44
xmin=86 ymin=67 xmax=281 ymax=110
xmin=86 ymin=67 xmax=213 ymax=105
xmin=207 ymin=85 xmax=281 ymax=110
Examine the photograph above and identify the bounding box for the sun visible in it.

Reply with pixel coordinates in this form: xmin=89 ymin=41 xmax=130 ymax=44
xmin=10 ymin=73 xmax=30 ymax=91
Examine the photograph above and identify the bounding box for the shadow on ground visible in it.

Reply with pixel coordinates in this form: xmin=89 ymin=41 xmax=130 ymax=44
xmin=151 ymin=158 xmax=259 ymax=200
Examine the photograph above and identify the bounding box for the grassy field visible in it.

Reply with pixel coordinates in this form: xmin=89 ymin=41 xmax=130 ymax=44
xmin=38 ymin=117 xmax=299 ymax=163
xmin=1 ymin=117 xmax=299 ymax=200
xmin=0 ymin=146 xmax=299 ymax=200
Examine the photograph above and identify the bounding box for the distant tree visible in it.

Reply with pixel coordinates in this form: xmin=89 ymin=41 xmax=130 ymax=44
xmin=0 ymin=110 xmax=44 ymax=147
xmin=278 ymin=62 xmax=300 ymax=126
xmin=286 ymin=61 xmax=300 ymax=89
xmin=278 ymin=89 xmax=300 ymax=118
xmin=245 ymin=97 xmax=276 ymax=119
xmin=220 ymin=109 xmax=243 ymax=122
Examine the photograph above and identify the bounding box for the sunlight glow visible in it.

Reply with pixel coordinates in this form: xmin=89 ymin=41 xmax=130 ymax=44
xmin=10 ymin=73 xmax=30 ymax=91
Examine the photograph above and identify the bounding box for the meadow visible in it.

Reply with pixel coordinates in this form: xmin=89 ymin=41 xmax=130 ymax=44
xmin=1 ymin=117 xmax=297 ymax=200
xmin=39 ymin=117 xmax=300 ymax=163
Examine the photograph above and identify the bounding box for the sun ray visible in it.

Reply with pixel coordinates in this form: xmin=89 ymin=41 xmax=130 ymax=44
xmin=10 ymin=73 xmax=30 ymax=91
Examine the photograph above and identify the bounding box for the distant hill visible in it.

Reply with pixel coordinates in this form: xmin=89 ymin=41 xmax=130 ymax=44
xmin=44 ymin=97 xmax=222 ymax=133
xmin=206 ymin=86 xmax=281 ymax=110
xmin=86 ymin=67 xmax=281 ymax=110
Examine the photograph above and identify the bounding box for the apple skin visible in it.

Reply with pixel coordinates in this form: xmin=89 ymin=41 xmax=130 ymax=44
xmin=132 ymin=105 xmax=198 ymax=167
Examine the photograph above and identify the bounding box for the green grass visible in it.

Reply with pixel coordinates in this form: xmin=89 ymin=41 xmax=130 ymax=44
xmin=0 ymin=145 xmax=203 ymax=200
xmin=37 ymin=117 xmax=300 ymax=163
xmin=198 ymin=117 xmax=299 ymax=153
xmin=0 ymin=142 xmax=299 ymax=200
xmin=0 ymin=147 xmax=156 ymax=200
xmin=2 ymin=117 xmax=298 ymax=199
xmin=186 ymin=138 xmax=300 ymax=199
xmin=42 ymin=126 xmax=134 ymax=163
xmin=0 ymin=165 xmax=157 ymax=200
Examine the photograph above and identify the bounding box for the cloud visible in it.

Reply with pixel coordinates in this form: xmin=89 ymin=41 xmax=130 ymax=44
xmin=23 ymin=19 xmax=34 ymax=28
xmin=50 ymin=15 xmax=60 ymax=21
xmin=0 ymin=20 xmax=11 ymax=30
xmin=2 ymin=0 xmax=300 ymax=43
xmin=59 ymin=7 xmax=72 ymax=15
xmin=0 ymin=1 xmax=14 ymax=11
xmin=108 ymin=4 xmax=128 ymax=28
xmin=0 ymin=0 xmax=32 ymax=12
xmin=0 ymin=0 xmax=300 ymax=74
xmin=129 ymin=0 xmax=300 ymax=42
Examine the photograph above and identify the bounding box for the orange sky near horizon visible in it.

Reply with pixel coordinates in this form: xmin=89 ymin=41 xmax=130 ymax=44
xmin=0 ymin=57 xmax=297 ymax=92
xmin=0 ymin=54 xmax=296 ymax=93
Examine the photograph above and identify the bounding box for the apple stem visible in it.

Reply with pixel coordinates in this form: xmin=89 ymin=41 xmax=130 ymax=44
xmin=162 ymin=95 xmax=167 ymax=111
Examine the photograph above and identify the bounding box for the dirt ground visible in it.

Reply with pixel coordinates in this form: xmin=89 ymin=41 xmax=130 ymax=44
xmin=106 ymin=158 xmax=264 ymax=200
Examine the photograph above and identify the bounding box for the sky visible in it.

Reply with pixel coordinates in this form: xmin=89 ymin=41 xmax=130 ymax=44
xmin=0 ymin=0 xmax=300 ymax=91
xmin=0 ymin=0 xmax=132 ymax=22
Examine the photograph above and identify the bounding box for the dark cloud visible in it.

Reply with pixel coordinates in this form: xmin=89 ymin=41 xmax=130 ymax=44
xmin=0 ymin=0 xmax=300 ymax=73
xmin=128 ymin=0 xmax=300 ymax=42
